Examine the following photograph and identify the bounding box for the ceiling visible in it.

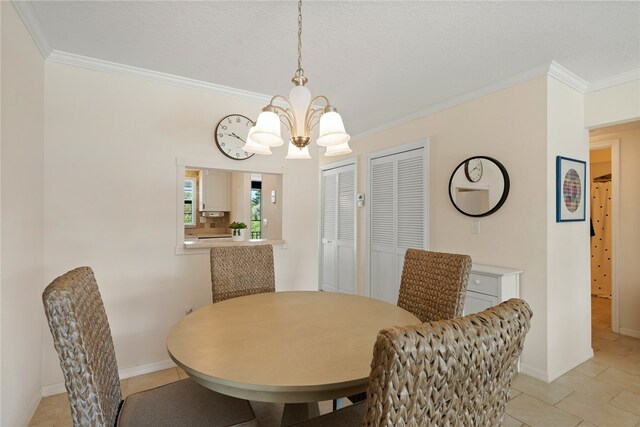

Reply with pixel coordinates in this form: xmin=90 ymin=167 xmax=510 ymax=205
xmin=24 ymin=1 xmax=640 ymax=137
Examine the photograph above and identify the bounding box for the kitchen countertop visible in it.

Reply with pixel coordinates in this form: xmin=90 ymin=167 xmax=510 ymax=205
xmin=185 ymin=239 xmax=285 ymax=249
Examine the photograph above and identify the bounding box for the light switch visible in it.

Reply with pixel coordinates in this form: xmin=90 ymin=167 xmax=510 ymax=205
xmin=471 ymin=220 xmax=480 ymax=234
xmin=271 ymin=190 xmax=277 ymax=204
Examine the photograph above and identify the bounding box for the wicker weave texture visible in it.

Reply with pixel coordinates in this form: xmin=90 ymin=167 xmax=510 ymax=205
xmin=397 ymin=249 xmax=472 ymax=323
xmin=210 ymin=245 xmax=275 ymax=303
xmin=364 ymin=298 xmax=533 ymax=427
xmin=42 ymin=267 xmax=122 ymax=427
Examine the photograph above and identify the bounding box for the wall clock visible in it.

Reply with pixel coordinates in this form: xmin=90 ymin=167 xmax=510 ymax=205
xmin=464 ymin=158 xmax=483 ymax=182
xmin=214 ymin=114 xmax=255 ymax=160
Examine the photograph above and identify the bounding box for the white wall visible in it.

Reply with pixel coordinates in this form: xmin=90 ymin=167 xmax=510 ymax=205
xmin=585 ymin=80 xmax=640 ymax=129
xmin=1 ymin=2 xmax=45 ymax=425
xmin=321 ymin=78 xmax=551 ymax=377
xmin=41 ymin=61 xmax=320 ymax=387
xmin=591 ymin=122 xmax=640 ymax=338
xmin=546 ymin=77 xmax=592 ymax=379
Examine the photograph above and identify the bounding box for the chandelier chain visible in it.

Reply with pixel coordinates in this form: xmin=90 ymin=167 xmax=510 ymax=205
xmin=297 ymin=0 xmax=303 ymax=76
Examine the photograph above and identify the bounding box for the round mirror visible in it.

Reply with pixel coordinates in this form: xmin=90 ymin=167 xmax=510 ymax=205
xmin=448 ymin=156 xmax=510 ymax=217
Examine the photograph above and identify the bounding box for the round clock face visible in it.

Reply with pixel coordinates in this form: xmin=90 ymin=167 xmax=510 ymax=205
xmin=464 ymin=158 xmax=483 ymax=182
xmin=214 ymin=114 xmax=255 ymax=160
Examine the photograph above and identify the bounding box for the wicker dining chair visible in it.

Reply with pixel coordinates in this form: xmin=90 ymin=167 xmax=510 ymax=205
xmin=210 ymin=244 xmax=275 ymax=303
xmin=294 ymin=298 xmax=533 ymax=427
xmin=43 ymin=266 xmax=257 ymax=427
xmin=397 ymin=249 xmax=472 ymax=323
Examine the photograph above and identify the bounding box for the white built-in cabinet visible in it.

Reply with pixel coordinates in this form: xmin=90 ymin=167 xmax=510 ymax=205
xmin=320 ymin=163 xmax=356 ymax=294
xmin=463 ymin=264 xmax=522 ymax=315
xmin=199 ymin=170 xmax=230 ymax=212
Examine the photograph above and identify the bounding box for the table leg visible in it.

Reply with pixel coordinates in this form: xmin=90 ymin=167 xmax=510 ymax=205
xmin=280 ymin=402 xmax=320 ymax=426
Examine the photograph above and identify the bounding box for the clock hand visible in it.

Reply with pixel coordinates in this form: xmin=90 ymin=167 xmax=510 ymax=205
xmin=226 ymin=133 xmax=246 ymax=143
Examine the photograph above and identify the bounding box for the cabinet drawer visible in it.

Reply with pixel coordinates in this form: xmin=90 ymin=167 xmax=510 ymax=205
xmin=468 ymin=273 xmax=499 ymax=297
xmin=464 ymin=291 xmax=499 ymax=316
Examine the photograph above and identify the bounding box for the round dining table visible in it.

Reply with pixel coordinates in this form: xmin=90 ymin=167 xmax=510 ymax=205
xmin=166 ymin=291 xmax=419 ymax=425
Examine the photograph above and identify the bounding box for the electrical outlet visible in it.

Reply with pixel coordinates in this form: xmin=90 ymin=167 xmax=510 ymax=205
xmin=184 ymin=305 xmax=193 ymax=315
xmin=471 ymin=220 xmax=480 ymax=234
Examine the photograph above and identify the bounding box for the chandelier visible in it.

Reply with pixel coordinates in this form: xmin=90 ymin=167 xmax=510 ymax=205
xmin=242 ymin=0 xmax=351 ymax=159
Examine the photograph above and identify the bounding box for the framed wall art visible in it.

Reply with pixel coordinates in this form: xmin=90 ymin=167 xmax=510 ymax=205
xmin=556 ymin=156 xmax=586 ymax=222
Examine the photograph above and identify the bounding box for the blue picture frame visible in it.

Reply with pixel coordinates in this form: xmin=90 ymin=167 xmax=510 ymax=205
xmin=556 ymin=155 xmax=586 ymax=222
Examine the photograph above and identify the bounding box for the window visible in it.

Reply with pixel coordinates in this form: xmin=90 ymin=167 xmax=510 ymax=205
xmin=251 ymin=180 xmax=261 ymax=239
xmin=184 ymin=178 xmax=196 ymax=226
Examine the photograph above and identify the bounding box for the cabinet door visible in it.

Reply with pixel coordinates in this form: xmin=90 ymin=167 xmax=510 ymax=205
xmin=463 ymin=292 xmax=498 ymax=316
xmin=199 ymin=170 xmax=230 ymax=211
xmin=320 ymin=164 xmax=355 ymax=294
xmin=369 ymin=148 xmax=426 ymax=303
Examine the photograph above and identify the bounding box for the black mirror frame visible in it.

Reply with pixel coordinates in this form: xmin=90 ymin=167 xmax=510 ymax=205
xmin=448 ymin=156 xmax=510 ymax=218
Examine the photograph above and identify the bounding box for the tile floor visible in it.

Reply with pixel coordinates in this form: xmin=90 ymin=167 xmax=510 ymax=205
xmin=30 ymin=296 xmax=640 ymax=426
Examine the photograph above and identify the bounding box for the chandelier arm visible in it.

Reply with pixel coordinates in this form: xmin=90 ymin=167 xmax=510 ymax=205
xmin=307 ymin=115 xmax=320 ymax=133
xmin=266 ymin=100 xmax=295 ymax=132
xmin=304 ymin=96 xmax=330 ymax=132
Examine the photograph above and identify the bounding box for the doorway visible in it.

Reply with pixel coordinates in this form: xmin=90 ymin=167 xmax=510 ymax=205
xmin=588 ymin=137 xmax=619 ymax=335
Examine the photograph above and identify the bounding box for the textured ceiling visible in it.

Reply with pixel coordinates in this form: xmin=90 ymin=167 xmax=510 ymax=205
xmin=27 ymin=1 xmax=640 ymax=136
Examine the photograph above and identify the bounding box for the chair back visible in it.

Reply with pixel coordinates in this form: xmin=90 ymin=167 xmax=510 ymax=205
xmin=43 ymin=267 xmax=122 ymax=427
xmin=210 ymin=244 xmax=275 ymax=303
xmin=397 ymin=249 xmax=471 ymax=322
xmin=364 ymin=298 xmax=532 ymax=426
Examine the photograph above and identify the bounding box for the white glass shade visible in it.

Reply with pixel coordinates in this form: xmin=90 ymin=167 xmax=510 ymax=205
xmin=288 ymin=85 xmax=311 ymax=136
xmin=285 ymin=142 xmax=311 ymax=159
xmin=242 ymin=127 xmax=272 ymax=155
xmin=316 ymin=111 xmax=350 ymax=147
xmin=252 ymin=111 xmax=285 ymax=147
xmin=324 ymin=142 xmax=352 ymax=157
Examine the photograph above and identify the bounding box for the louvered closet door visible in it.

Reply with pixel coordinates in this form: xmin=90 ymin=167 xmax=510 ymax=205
xmin=369 ymin=148 xmax=426 ymax=303
xmin=320 ymin=164 xmax=356 ymax=293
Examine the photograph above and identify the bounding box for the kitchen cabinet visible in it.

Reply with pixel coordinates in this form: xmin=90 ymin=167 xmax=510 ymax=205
xmin=463 ymin=264 xmax=522 ymax=315
xmin=199 ymin=170 xmax=230 ymax=211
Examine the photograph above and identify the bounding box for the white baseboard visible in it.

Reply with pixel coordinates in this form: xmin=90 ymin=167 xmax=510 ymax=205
xmin=20 ymin=389 xmax=44 ymax=426
xmin=619 ymin=328 xmax=640 ymax=339
xmin=519 ymin=347 xmax=594 ymax=383
xmin=41 ymin=359 xmax=177 ymax=397
xmin=518 ymin=363 xmax=550 ymax=382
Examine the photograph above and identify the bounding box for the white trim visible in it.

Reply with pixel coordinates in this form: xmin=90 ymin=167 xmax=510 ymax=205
xmin=41 ymin=359 xmax=177 ymax=397
xmin=520 ymin=348 xmax=594 ymax=383
xmin=587 ymin=69 xmax=640 ymax=93
xmin=364 ymin=139 xmax=429 ymax=298
xmin=619 ymin=328 xmax=640 ymax=339
xmin=590 ymin=139 xmax=620 ymax=334
xmin=176 ymin=157 xmax=285 ymax=175
xmin=351 ymin=64 xmax=552 ymax=142
xmin=319 ymin=157 xmax=357 ymax=172
xmin=518 ymin=364 xmax=550 ymax=383
xmin=20 ymin=390 xmax=43 ymax=426
xmin=11 ymin=1 xmax=52 ymax=58
xmin=352 ymin=61 xmax=591 ymax=143
xmin=47 ymin=50 xmax=272 ymax=104
xmin=547 ymin=61 xmax=589 ymax=94
xmin=318 ymin=158 xmax=359 ymax=293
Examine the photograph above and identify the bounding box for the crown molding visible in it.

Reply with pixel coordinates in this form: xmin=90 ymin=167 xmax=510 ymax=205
xmin=11 ymin=0 xmax=52 ymax=58
xmin=587 ymin=68 xmax=640 ymax=93
xmin=547 ymin=61 xmax=589 ymax=93
xmin=352 ymin=61 xmax=596 ymax=142
xmin=47 ymin=50 xmax=272 ymax=104
xmin=351 ymin=63 xmax=551 ymax=142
